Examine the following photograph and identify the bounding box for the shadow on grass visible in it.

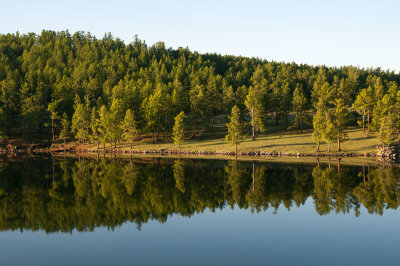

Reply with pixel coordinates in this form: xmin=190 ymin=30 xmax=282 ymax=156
xmin=257 ymin=142 xmax=316 ymax=149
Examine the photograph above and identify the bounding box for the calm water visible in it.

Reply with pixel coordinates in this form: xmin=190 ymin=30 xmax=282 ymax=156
xmin=0 ymin=156 xmax=399 ymax=266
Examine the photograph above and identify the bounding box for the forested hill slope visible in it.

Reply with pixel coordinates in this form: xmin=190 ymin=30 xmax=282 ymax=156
xmin=0 ymin=30 xmax=399 ymax=145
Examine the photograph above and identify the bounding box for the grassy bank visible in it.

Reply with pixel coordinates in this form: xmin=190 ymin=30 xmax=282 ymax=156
xmin=62 ymin=127 xmax=378 ymax=156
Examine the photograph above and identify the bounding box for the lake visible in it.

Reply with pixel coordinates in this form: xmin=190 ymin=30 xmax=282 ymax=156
xmin=0 ymin=155 xmax=399 ymax=265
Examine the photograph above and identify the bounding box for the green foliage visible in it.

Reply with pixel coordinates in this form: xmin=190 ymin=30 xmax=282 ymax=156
xmin=59 ymin=113 xmax=70 ymax=144
xmin=312 ymin=99 xmax=326 ymax=151
xmin=379 ymin=116 xmax=396 ymax=148
xmin=143 ymin=86 xmax=163 ymax=142
xmin=352 ymin=86 xmax=374 ymax=132
xmin=71 ymin=103 xmax=90 ymax=143
xmin=90 ymin=107 xmax=99 ymax=144
xmin=0 ymin=30 xmax=399 ymax=152
xmin=333 ymin=98 xmax=348 ymax=151
xmin=291 ymin=83 xmax=308 ymax=133
xmin=109 ymin=99 xmax=125 ymax=145
xmin=226 ymin=105 xmax=245 ymax=153
xmin=222 ymin=83 xmax=235 ymax=115
xmin=172 ymin=111 xmax=185 ymax=148
xmin=0 ymin=107 xmax=8 ymax=142
xmin=189 ymin=85 xmax=206 ymax=138
xmin=121 ymin=109 xmax=138 ymax=149
xmin=97 ymin=105 xmax=110 ymax=148
xmin=323 ymin=112 xmax=336 ymax=153
xmin=245 ymin=86 xmax=265 ymax=140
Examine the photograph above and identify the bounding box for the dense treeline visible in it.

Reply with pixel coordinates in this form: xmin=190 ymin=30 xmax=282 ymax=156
xmin=0 ymin=30 xmax=399 ymax=150
xmin=0 ymin=157 xmax=398 ymax=233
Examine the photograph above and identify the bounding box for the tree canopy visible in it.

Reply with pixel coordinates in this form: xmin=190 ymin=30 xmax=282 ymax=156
xmin=0 ymin=30 xmax=398 ymax=149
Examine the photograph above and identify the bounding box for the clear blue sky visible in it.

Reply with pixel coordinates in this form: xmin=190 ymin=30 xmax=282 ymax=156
xmin=1 ymin=0 xmax=399 ymax=72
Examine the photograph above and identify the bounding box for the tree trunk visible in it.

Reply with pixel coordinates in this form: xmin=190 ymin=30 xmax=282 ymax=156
xmin=51 ymin=118 xmax=55 ymax=142
xmin=235 ymin=140 xmax=237 ymax=155
xmin=252 ymin=108 xmax=255 ymax=141
xmin=285 ymin=110 xmax=288 ymax=125
xmin=328 ymin=142 xmax=331 ymax=153
xmin=337 ymin=129 xmax=341 ymax=152
xmin=367 ymin=110 xmax=370 ymax=132
xmin=152 ymin=132 xmax=155 ymax=144
xmin=192 ymin=124 xmax=196 ymax=139
xmin=316 ymin=141 xmax=320 ymax=152
xmin=97 ymin=140 xmax=99 ymax=149
xmin=211 ymin=115 xmax=214 ymax=128
xmin=300 ymin=117 xmax=303 ymax=133
xmin=130 ymin=142 xmax=132 ymax=150
xmin=362 ymin=110 xmax=365 ymax=133
xmin=275 ymin=111 xmax=279 ymax=125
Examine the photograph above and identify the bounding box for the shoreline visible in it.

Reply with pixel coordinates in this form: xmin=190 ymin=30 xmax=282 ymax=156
xmin=0 ymin=142 xmax=379 ymax=158
xmin=62 ymin=147 xmax=375 ymax=159
xmin=2 ymin=146 xmax=396 ymax=166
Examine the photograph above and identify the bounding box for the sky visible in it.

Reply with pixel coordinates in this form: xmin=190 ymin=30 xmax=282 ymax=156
xmin=1 ymin=0 xmax=399 ymax=72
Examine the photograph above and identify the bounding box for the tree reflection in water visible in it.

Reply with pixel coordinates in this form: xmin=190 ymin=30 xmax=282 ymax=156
xmin=0 ymin=156 xmax=398 ymax=233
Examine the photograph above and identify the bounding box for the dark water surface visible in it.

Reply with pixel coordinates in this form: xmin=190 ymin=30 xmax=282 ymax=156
xmin=0 ymin=156 xmax=399 ymax=265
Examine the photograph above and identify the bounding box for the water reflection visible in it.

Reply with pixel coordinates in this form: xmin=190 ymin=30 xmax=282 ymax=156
xmin=0 ymin=156 xmax=398 ymax=233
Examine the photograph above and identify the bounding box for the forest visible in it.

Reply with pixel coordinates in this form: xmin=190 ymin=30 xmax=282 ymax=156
xmin=0 ymin=30 xmax=399 ymax=152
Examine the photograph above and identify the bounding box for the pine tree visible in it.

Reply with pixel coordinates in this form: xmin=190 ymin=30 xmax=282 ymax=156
xmin=172 ymin=111 xmax=185 ymax=149
xmin=161 ymin=93 xmax=174 ymax=141
xmin=291 ymin=83 xmax=307 ymax=133
xmin=172 ymin=78 xmax=188 ymax=114
xmin=98 ymin=105 xmax=110 ymax=151
xmin=371 ymin=78 xmax=386 ymax=131
xmin=323 ymin=112 xmax=336 ymax=153
xmin=222 ymin=84 xmax=235 ymax=115
xmin=280 ymin=79 xmax=292 ymax=125
xmin=333 ymin=98 xmax=348 ymax=152
xmin=206 ymin=75 xmax=221 ymax=128
xmin=121 ymin=109 xmax=138 ymax=150
xmin=313 ymin=99 xmax=326 ymax=152
xmin=379 ymin=116 xmax=395 ymax=149
xmin=143 ymin=87 xmax=163 ymax=143
xmin=72 ymin=103 xmax=89 ymax=144
xmin=109 ymin=99 xmax=125 ymax=149
xmin=47 ymin=99 xmax=61 ymax=142
xmin=189 ymin=85 xmax=206 ymax=139
xmin=245 ymin=86 xmax=264 ymax=140
xmin=352 ymin=87 xmax=373 ymax=133
xmin=90 ymin=107 xmax=100 ymax=149
xmin=311 ymin=68 xmax=328 ymax=105
xmin=59 ymin=113 xmax=70 ymax=146
xmin=226 ymin=105 xmax=245 ymax=154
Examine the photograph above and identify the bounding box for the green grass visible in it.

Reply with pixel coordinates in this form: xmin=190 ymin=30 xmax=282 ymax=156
xmin=68 ymin=117 xmax=378 ymax=155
